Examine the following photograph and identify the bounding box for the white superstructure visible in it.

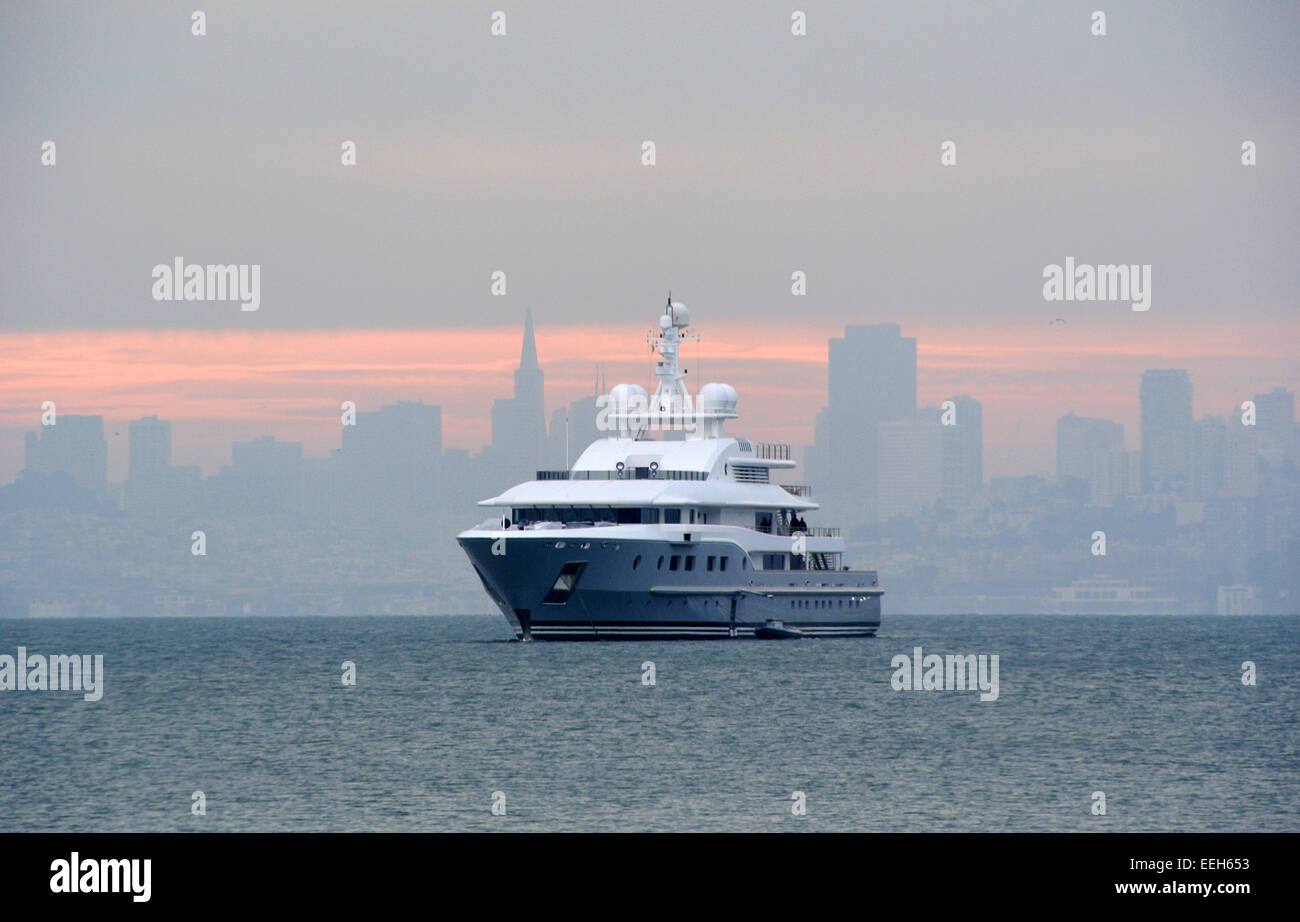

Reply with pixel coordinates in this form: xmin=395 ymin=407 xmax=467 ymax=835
xmin=458 ymin=297 xmax=882 ymax=640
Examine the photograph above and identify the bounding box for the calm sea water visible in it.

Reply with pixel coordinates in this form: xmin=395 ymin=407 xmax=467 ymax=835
xmin=0 ymin=614 xmax=1295 ymax=832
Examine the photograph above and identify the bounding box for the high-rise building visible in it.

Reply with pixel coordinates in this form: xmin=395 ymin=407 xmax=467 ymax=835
xmin=232 ymin=435 xmax=303 ymax=476
xmin=1223 ymin=417 xmax=1259 ymax=497
xmin=342 ymin=401 xmax=441 ymax=472
xmin=207 ymin=435 xmax=304 ymax=514
xmin=1140 ymin=369 xmax=1193 ymax=495
xmin=547 ymin=367 xmax=605 ymax=470
xmin=876 ymin=411 xmax=941 ymax=522
xmin=806 ymin=324 xmax=917 ymax=526
xmin=1188 ymin=416 xmax=1227 ymax=499
xmin=488 ymin=309 xmax=547 ymax=484
xmin=125 ymin=415 xmax=189 ymax=514
xmin=940 ymin=395 xmax=982 ymax=506
xmin=1253 ymin=385 xmax=1295 ymax=454
xmin=339 ymin=400 xmax=442 ymax=517
xmin=1056 ymin=412 xmax=1124 ymax=482
xmin=1090 ymin=449 xmax=1139 ymax=506
xmin=23 ymin=414 xmax=108 ymax=498
xmin=129 ymin=415 xmax=172 ymax=480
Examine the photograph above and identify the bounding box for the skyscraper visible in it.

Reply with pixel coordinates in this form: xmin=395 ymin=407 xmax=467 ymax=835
xmin=941 ymin=395 xmax=983 ymax=506
xmin=806 ymin=324 xmax=917 ymax=526
xmin=1139 ymin=369 xmax=1193 ymax=495
xmin=340 ymin=400 xmax=442 ymax=518
xmin=1253 ymin=385 xmax=1295 ymax=454
xmin=547 ymin=367 xmax=605 ymax=470
xmin=232 ymin=435 xmax=303 ymax=476
xmin=23 ymin=414 xmax=108 ymax=498
xmin=488 ymin=309 xmax=547 ymax=484
xmin=1188 ymin=416 xmax=1227 ymax=499
xmin=1089 ymin=450 xmax=1139 ymax=506
xmin=1056 ymin=412 xmax=1124 ymax=482
xmin=125 ymin=415 xmax=180 ymax=514
xmin=129 ymin=415 xmax=172 ymax=480
xmin=1223 ymin=417 xmax=1259 ymax=497
xmin=877 ymin=411 xmax=941 ymax=521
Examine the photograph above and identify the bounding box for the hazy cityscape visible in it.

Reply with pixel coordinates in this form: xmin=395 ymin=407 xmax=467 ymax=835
xmin=3 ymin=309 xmax=1295 ymax=619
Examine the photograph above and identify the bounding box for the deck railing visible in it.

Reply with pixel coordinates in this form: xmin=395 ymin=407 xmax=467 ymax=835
xmin=757 ymin=525 xmax=841 ymax=538
xmin=754 ymin=441 xmax=792 ymax=461
xmin=536 ymin=469 xmax=708 ymax=482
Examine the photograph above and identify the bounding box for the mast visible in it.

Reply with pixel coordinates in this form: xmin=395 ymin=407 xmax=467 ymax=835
xmin=649 ymin=293 xmax=698 ymax=418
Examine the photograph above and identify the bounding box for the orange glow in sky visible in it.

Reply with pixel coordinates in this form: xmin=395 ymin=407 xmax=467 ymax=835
xmin=2 ymin=317 xmax=1296 ymax=482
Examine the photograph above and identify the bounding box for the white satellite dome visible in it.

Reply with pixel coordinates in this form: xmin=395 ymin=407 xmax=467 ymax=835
xmin=698 ymin=382 xmax=738 ymax=414
xmin=608 ymin=382 xmax=648 ymax=405
xmin=607 ymin=383 xmax=648 ymax=435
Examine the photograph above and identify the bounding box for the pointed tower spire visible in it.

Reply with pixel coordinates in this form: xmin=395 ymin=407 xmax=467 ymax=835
xmin=519 ymin=308 xmax=539 ymax=370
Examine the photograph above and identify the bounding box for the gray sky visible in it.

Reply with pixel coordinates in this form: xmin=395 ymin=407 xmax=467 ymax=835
xmin=2 ymin=0 xmax=1297 ymax=332
xmin=1 ymin=1 xmax=1297 ymax=485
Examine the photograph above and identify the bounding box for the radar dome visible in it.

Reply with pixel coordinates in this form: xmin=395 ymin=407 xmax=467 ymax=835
xmin=669 ymin=302 xmax=690 ymax=328
xmin=608 ymin=383 xmax=648 ymax=407
xmin=698 ymin=382 xmax=738 ymax=414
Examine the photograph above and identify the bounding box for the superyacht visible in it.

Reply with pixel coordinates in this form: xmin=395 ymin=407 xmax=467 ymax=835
xmin=457 ymin=299 xmax=883 ymax=640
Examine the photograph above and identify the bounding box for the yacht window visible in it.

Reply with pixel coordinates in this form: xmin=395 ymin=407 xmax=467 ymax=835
xmin=762 ymin=554 xmax=786 ymax=570
xmin=689 ymin=509 xmax=696 ymax=524
xmin=664 ymin=509 xmax=682 ymax=524
xmin=632 ymin=555 xmax=642 ymax=570
xmin=685 ymin=556 xmax=695 ymax=571
xmin=642 ymin=507 xmax=660 ymax=523
xmin=669 ymin=555 xmax=680 ymax=571
xmin=706 ymin=556 xmax=715 ymax=571
xmin=542 ymin=562 xmax=586 ymax=605
xmin=657 ymin=556 xmax=664 ymax=569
